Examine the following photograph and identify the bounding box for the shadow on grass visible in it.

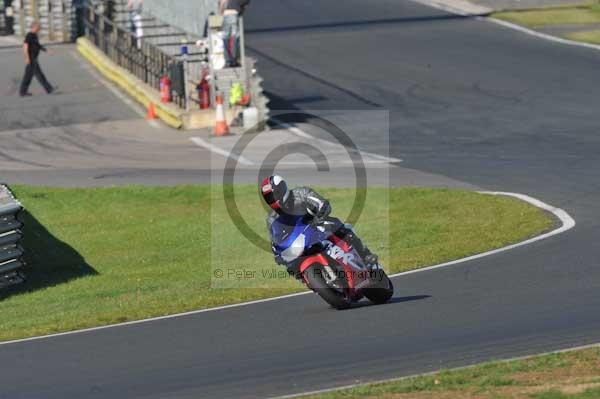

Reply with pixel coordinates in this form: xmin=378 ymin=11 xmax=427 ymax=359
xmin=0 ymin=210 xmax=98 ymax=301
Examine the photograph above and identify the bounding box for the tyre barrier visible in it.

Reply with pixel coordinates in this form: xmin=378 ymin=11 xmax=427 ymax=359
xmin=0 ymin=184 xmax=25 ymax=289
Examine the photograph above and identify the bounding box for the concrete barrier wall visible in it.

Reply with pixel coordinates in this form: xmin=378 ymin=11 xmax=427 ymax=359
xmin=143 ymin=0 xmax=217 ymax=38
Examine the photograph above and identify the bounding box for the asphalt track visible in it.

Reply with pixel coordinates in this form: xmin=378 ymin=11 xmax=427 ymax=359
xmin=2 ymin=1 xmax=600 ymax=398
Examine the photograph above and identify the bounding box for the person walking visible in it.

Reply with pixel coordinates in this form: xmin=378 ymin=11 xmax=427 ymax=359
xmin=219 ymin=0 xmax=250 ymax=67
xmin=19 ymin=21 xmax=54 ymax=97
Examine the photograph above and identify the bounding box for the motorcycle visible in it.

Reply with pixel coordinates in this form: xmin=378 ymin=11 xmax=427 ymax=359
xmin=270 ymin=214 xmax=394 ymax=309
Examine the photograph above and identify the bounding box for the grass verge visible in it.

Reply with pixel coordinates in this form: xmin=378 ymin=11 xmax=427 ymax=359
xmin=0 ymin=185 xmax=553 ymax=342
xmin=302 ymin=347 xmax=600 ymax=399
xmin=493 ymin=3 xmax=600 ymax=29
xmin=566 ymin=28 xmax=600 ymax=43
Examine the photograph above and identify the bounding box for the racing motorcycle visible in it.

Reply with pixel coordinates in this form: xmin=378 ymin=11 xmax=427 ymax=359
xmin=270 ymin=214 xmax=394 ymax=309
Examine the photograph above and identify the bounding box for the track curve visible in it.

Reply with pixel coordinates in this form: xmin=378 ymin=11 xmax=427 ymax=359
xmin=2 ymin=1 xmax=600 ymax=398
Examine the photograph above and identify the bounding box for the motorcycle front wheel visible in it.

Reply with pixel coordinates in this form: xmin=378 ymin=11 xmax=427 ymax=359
xmin=363 ymin=270 xmax=394 ymax=305
xmin=304 ymin=265 xmax=352 ymax=310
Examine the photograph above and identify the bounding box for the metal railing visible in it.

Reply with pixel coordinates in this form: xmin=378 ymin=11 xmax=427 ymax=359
xmin=0 ymin=185 xmax=25 ymax=290
xmin=83 ymin=1 xmax=187 ymax=108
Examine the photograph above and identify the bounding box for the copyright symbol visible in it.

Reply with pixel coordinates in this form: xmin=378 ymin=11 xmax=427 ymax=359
xmin=223 ymin=111 xmax=367 ymax=253
xmin=213 ymin=269 xmax=224 ymax=278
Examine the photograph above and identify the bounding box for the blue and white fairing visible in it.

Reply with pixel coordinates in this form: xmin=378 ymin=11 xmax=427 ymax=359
xmin=270 ymin=215 xmax=331 ymax=263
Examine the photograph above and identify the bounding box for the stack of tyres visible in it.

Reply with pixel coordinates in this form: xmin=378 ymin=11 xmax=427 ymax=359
xmin=0 ymin=184 xmax=25 ymax=289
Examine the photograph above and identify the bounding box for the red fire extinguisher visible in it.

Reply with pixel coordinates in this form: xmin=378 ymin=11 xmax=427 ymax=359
xmin=197 ymin=70 xmax=210 ymax=110
xmin=160 ymin=75 xmax=172 ymax=103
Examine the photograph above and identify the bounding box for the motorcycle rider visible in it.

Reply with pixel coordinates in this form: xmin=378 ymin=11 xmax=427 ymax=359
xmin=261 ymin=175 xmax=379 ymax=269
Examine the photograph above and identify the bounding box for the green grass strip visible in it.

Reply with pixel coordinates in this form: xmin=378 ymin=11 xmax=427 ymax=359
xmin=494 ymin=4 xmax=600 ymax=28
xmin=0 ymin=185 xmax=552 ymax=342
xmin=303 ymin=347 xmax=600 ymax=399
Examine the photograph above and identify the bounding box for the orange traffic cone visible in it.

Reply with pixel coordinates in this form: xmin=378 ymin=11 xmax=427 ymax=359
xmin=214 ymin=95 xmax=230 ymax=136
xmin=146 ymin=102 xmax=157 ymax=120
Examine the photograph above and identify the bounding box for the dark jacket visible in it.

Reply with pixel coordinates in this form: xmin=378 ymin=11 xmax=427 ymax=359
xmin=24 ymin=32 xmax=45 ymax=61
xmin=266 ymin=187 xmax=331 ymax=227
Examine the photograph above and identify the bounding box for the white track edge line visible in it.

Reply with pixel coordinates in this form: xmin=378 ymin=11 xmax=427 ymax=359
xmin=270 ymin=118 xmax=403 ymax=164
xmin=485 ymin=17 xmax=600 ymax=51
xmin=410 ymin=0 xmax=600 ymax=52
xmin=389 ymin=191 xmax=575 ymax=278
xmin=409 ymin=0 xmax=479 ymax=17
xmin=277 ymin=161 xmax=392 ymax=166
xmin=0 ymin=192 xmax=574 ymax=347
xmin=0 ymin=291 xmax=311 ymax=347
xmin=273 ymin=341 xmax=600 ymax=399
xmin=190 ymin=137 xmax=255 ymax=166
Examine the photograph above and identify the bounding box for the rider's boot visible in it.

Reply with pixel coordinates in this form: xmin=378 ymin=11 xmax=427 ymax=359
xmin=363 ymin=252 xmax=379 ymax=270
xmin=335 ymin=225 xmax=379 ymax=270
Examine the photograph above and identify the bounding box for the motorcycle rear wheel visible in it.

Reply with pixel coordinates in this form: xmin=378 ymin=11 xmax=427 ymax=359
xmin=304 ymin=265 xmax=352 ymax=310
xmin=363 ymin=270 xmax=394 ymax=305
